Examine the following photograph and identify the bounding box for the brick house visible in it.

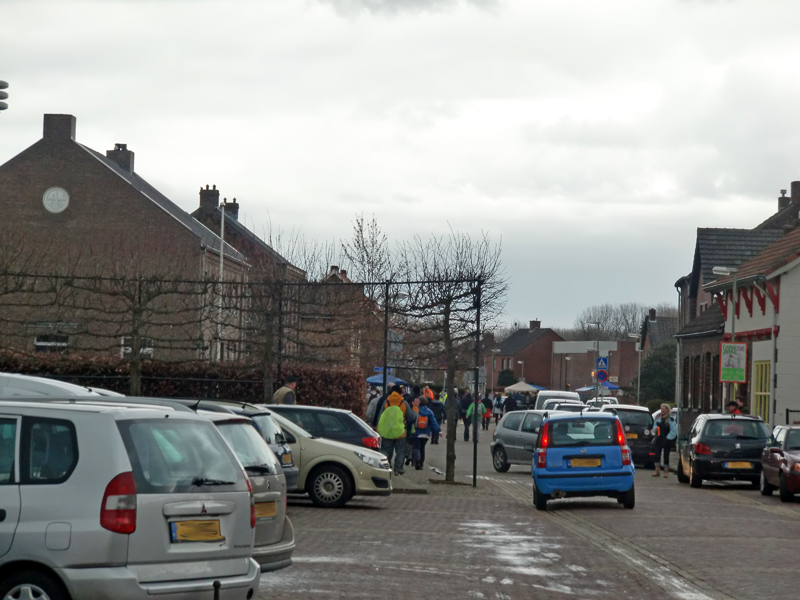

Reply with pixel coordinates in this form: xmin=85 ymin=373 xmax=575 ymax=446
xmin=551 ymin=340 xmax=638 ymax=397
xmin=485 ymin=321 xmax=563 ymax=390
xmin=0 ymin=114 xmax=247 ymax=360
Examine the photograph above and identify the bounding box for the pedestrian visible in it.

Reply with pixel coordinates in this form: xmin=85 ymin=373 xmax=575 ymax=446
xmin=492 ymin=393 xmax=504 ymax=424
xmin=366 ymin=389 xmax=383 ymax=426
xmin=272 ymin=374 xmax=298 ymax=405
xmin=460 ymin=391 xmax=473 ymax=441
xmin=377 ymin=385 xmax=416 ymax=475
xmin=504 ymin=393 xmax=517 ymax=413
xmin=651 ymin=403 xmax=678 ymax=478
xmin=410 ymin=397 xmax=440 ymax=470
xmin=429 ymin=394 xmax=446 ymax=444
xmin=465 ymin=398 xmax=482 ymax=442
xmin=481 ymin=399 xmax=491 ymax=430
xmin=729 ymin=400 xmax=743 ymax=415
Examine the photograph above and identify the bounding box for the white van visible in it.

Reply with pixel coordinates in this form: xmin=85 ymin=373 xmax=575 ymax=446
xmin=534 ymin=390 xmax=582 ymax=410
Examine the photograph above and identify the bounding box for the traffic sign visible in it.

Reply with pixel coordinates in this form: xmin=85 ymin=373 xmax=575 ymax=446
xmin=596 ymin=369 xmax=609 ymax=383
xmin=596 ymin=357 xmax=608 ymax=370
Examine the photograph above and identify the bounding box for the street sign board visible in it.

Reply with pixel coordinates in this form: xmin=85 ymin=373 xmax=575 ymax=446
xmin=596 ymin=357 xmax=608 ymax=370
xmin=373 ymin=367 xmax=392 ymax=373
xmin=596 ymin=369 xmax=609 ymax=383
xmin=719 ymin=342 xmax=747 ymax=383
xmin=609 ymin=376 xmax=619 ymax=383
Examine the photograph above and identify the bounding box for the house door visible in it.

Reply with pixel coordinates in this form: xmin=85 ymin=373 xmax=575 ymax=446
xmin=753 ymin=361 xmax=770 ymax=423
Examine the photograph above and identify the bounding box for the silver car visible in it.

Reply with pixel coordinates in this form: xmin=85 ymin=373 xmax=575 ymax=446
xmin=491 ymin=410 xmax=551 ymax=472
xmin=0 ymin=399 xmax=259 ymax=600
xmin=200 ymin=411 xmax=295 ymax=572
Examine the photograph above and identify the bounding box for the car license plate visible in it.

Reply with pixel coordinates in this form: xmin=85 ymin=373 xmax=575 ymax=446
xmin=255 ymin=501 xmax=277 ymax=519
xmin=725 ymin=461 xmax=752 ymax=469
xmin=626 ymin=433 xmax=638 ymax=439
xmin=570 ymin=458 xmax=601 ymax=468
xmin=281 ymin=453 xmax=292 ymax=465
xmin=170 ymin=520 xmax=223 ymax=543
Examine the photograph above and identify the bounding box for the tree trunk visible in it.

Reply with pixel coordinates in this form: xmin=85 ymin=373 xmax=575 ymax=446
xmin=443 ymin=304 xmax=458 ymax=483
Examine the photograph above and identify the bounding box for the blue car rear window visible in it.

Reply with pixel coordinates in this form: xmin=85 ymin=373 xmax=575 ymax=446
xmin=549 ymin=419 xmax=616 ymax=447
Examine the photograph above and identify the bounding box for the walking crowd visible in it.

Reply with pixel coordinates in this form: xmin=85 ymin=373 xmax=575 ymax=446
xmin=365 ymin=384 xmax=532 ymax=475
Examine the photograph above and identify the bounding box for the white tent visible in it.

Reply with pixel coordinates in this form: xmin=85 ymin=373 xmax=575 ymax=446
xmin=504 ymin=381 xmax=540 ymax=393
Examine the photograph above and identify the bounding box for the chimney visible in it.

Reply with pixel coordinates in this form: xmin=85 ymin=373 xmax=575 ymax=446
xmin=330 ymin=265 xmax=340 ymax=275
xmin=340 ymin=269 xmax=347 ymax=278
xmin=792 ymin=181 xmax=800 ymax=203
xmin=221 ymin=197 xmax=239 ymax=220
xmin=529 ymin=319 xmax=541 ymax=330
xmin=43 ymin=114 xmax=76 ymax=141
xmin=649 ymin=308 xmax=657 ymax=321
xmin=106 ymin=143 xmax=134 ymax=173
xmin=199 ymin=185 xmax=220 ymax=213
xmin=779 ymin=189 xmax=790 ymax=212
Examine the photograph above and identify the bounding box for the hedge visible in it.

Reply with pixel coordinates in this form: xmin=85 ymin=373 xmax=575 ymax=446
xmin=0 ymin=351 xmax=366 ymax=417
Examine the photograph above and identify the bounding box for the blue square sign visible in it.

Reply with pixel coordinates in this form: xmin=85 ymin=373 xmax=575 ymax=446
xmin=596 ymin=357 xmax=608 ymax=370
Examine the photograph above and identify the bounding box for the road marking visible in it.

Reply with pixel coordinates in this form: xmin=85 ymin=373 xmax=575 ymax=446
xmin=489 ymin=479 xmax=735 ymax=600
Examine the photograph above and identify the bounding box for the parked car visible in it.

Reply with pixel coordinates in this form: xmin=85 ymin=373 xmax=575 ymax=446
xmin=267 ymin=404 xmax=381 ymax=451
xmin=491 ymin=410 xmax=550 ymax=472
xmin=531 ymin=411 xmax=636 ymax=511
xmin=600 ymin=405 xmax=657 ymax=468
xmin=199 ymin=411 xmax=295 ymax=572
xmin=534 ymin=391 xmax=582 ymax=410
xmin=550 ymin=403 xmax=585 ymax=413
xmin=0 ymin=398 xmax=260 ymax=600
xmin=677 ymin=414 xmax=770 ymax=488
xmin=586 ymin=397 xmax=619 ymax=408
xmin=760 ymin=425 xmax=800 ymax=502
xmin=541 ymin=398 xmax=583 ymax=412
xmin=267 ymin=411 xmax=393 ymax=508
xmin=177 ymin=400 xmax=300 ymax=492
xmin=0 ymin=372 xmax=105 ymax=398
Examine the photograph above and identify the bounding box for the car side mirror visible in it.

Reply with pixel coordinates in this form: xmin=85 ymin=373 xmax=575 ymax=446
xmin=524 ymin=444 xmax=535 ymax=452
xmin=283 ymin=432 xmax=297 ymax=444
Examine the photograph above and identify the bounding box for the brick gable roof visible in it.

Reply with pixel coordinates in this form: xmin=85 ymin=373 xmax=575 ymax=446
xmin=496 ymin=328 xmax=558 ymax=356
xmin=675 ymin=303 xmax=724 ymax=338
xmin=642 ymin=316 xmax=679 ymax=349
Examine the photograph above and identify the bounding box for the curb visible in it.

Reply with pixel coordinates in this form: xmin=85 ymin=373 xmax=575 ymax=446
xmin=391 ymin=487 xmax=429 ymax=495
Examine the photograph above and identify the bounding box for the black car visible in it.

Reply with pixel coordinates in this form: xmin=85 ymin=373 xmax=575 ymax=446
xmin=267 ymin=404 xmax=381 ymax=451
xmin=600 ymin=405 xmax=657 ymax=468
xmin=677 ymin=414 xmax=770 ymax=488
xmin=177 ymin=399 xmax=301 ymax=492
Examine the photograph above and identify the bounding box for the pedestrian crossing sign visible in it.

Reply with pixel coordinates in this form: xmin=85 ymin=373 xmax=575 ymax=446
xmin=596 ymin=357 xmax=608 ymax=370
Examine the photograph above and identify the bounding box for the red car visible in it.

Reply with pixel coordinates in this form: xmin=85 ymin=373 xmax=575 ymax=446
xmin=760 ymin=425 xmax=800 ymax=502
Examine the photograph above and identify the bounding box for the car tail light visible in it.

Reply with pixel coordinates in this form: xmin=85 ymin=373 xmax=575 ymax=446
xmin=615 ymin=419 xmax=626 ymax=446
xmin=101 ymin=472 xmax=137 ymax=534
xmin=539 ymin=422 xmax=550 ymax=449
xmin=362 ymin=436 xmax=381 ymax=449
xmin=694 ymin=443 xmax=712 ymax=455
xmin=244 ymin=471 xmax=256 ymax=529
xmin=536 ymin=448 xmax=547 ymax=468
xmin=621 ymin=447 xmax=631 ymax=466
xmin=492 ymin=429 xmax=496 ymax=441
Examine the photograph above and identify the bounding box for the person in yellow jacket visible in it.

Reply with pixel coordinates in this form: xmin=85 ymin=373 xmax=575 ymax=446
xmin=377 ymin=385 xmax=416 ymax=475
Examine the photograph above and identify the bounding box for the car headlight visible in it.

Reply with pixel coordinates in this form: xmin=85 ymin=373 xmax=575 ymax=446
xmin=354 ymin=451 xmax=386 ymax=469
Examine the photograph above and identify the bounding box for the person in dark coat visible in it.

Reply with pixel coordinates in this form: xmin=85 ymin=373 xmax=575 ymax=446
xmin=460 ymin=392 xmax=473 ymax=441
xmin=429 ymin=395 xmax=446 ymax=444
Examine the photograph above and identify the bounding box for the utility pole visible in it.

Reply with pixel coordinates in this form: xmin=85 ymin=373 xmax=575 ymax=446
xmin=473 ymin=279 xmax=482 ymax=488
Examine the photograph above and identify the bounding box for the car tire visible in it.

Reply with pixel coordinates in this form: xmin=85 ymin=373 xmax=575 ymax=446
xmin=492 ymin=447 xmax=511 ymax=473
xmin=621 ymin=485 xmax=635 ymax=509
xmin=779 ymin=473 xmax=794 ymax=503
xmin=307 ymin=465 xmax=354 ymax=508
xmin=532 ymin=481 xmax=549 ymax=511
xmin=0 ymin=569 xmax=69 ymax=600
xmin=689 ymin=460 xmax=702 ymax=488
xmin=677 ymin=457 xmax=689 ymax=484
xmin=760 ymin=471 xmax=775 ymax=496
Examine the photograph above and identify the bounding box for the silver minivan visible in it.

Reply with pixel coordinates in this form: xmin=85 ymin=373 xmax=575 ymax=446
xmin=0 ymin=399 xmax=259 ymax=600
xmin=534 ymin=391 xmax=582 ymax=410
xmin=490 ymin=410 xmax=552 ymax=472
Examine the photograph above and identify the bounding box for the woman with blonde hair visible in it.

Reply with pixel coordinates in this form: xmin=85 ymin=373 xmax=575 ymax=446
xmin=652 ymin=403 xmax=678 ymax=478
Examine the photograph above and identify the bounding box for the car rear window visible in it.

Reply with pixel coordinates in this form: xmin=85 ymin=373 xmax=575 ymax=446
xmin=117 ymin=419 xmax=243 ymax=494
xmin=548 ymin=418 xmax=617 ymax=447
xmin=703 ymin=419 xmax=769 ymax=440
xmin=614 ymin=410 xmax=653 ymax=428
xmin=251 ymin=415 xmax=286 ymax=445
xmin=786 ymin=430 xmax=800 ymax=450
xmin=216 ymin=421 xmax=279 ymax=475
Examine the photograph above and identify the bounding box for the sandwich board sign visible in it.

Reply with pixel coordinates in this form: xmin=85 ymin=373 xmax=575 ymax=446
xmin=719 ymin=342 xmax=747 ymax=383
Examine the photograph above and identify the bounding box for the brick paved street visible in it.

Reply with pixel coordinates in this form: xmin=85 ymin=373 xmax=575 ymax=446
xmin=259 ymin=422 xmax=800 ymax=600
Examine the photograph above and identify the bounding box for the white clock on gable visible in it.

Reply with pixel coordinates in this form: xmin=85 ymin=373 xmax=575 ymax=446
xmin=43 ymin=186 xmax=69 ymax=213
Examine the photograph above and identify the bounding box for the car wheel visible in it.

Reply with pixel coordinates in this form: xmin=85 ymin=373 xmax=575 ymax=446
xmin=689 ymin=460 xmax=702 ymax=488
xmin=492 ymin=447 xmax=511 ymax=473
xmin=677 ymin=457 xmax=689 ymax=484
xmin=0 ymin=570 xmax=69 ymax=600
xmin=779 ymin=473 xmax=794 ymax=503
xmin=760 ymin=471 xmax=775 ymax=496
xmin=621 ymin=485 xmax=635 ymax=509
xmin=307 ymin=465 xmax=354 ymax=508
xmin=532 ymin=480 xmax=549 ymax=511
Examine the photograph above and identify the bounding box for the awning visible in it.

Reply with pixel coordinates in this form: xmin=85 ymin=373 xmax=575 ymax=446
xmin=366 ymin=374 xmax=408 ymax=385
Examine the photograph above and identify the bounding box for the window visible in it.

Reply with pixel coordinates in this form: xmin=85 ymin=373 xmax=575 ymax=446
xmin=216 ymin=422 xmax=278 ymax=475
xmin=615 ymin=410 xmax=653 ymax=428
xmin=521 ymin=413 xmax=542 ymax=433
xmin=23 ymin=418 xmax=78 ymax=484
xmin=548 ymin=419 xmax=615 ymax=447
xmin=785 ymin=429 xmax=800 ymax=451
xmin=317 ymin=413 xmax=348 ymax=434
xmin=34 ymin=334 xmax=68 ymax=353
xmin=503 ymin=412 xmax=524 ymax=431
xmin=0 ymin=419 xmax=17 ymax=484
xmin=251 ymin=415 xmax=286 ymax=445
xmin=753 ymin=361 xmax=770 ymax=423
xmin=279 ymin=410 xmax=318 ymax=435
xmin=775 ymin=427 xmax=787 ymax=446
xmin=703 ymin=419 xmax=769 ymax=440
xmin=121 ymin=336 xmax=154 ymax=359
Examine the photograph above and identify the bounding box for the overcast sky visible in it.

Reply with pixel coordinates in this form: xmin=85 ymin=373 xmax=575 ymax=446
xmin=3 ymin=0 xmax=800 ymax=328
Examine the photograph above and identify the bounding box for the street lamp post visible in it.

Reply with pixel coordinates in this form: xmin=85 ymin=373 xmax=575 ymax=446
xmin=628 ymin=333 xmax=642 ymax=405
xmin=713 ymin=266 xmax=739 ymax=409
xmin=585 ymin=322 xmax=600 ymax=398
xmin=517 ymin=360 xmax=524 ymax=382
xmin=490 ymin=349 xmax=501 ymax=395
xmin=565 ymin=356 xmax=572 ymax=390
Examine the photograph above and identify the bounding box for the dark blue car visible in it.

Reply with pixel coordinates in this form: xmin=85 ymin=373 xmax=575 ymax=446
xmin=531 ymin=412 xmax=636 ymax=510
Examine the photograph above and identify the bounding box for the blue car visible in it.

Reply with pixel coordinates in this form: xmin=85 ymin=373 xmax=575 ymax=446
xmin=531 ymin=411 xmax=636 ymax=510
